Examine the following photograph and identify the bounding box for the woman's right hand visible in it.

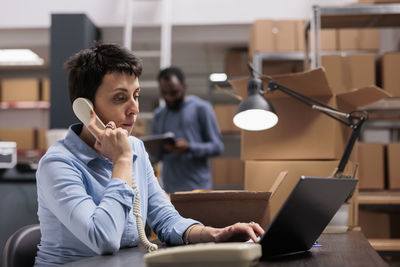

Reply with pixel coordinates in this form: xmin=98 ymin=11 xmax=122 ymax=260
xmin=87 ymin=110 xmax=133 ymax=186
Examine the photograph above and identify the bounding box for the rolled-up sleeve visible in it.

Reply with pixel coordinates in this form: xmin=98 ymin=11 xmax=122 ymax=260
xmin=37 ymin=155 xmax=135 ymax=255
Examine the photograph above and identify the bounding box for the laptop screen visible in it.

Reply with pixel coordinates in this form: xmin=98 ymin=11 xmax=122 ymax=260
xmin=259 ymin=176 xmax=357 ymax=258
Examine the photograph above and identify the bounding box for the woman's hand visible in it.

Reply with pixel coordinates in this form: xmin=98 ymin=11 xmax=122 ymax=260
xmin=214 ymin=222 xmax=264 ymax=243
xmin=185 ymin=222 xmax=265 ymax=244
xmin=87 ymin=110 xmax=133 ymax=163
xmin=87 ymin=110 xmax=133 ymax=187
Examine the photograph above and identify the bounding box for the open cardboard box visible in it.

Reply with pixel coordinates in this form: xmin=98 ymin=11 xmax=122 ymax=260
xmin=229 ymin=67 xmax=390 ymax=160
xmin=170 ymin=190 xmax=271 ymax=229
xmin=244 ymin=160 xmax=359 ymax=227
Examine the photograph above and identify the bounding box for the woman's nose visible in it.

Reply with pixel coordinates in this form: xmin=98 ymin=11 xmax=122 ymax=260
xmin=127 ymin=98 xmax=139 ymax=115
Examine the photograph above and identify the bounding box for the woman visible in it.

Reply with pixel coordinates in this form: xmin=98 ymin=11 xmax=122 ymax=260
xmin=34 ymin=42 xmax=264 ymax=266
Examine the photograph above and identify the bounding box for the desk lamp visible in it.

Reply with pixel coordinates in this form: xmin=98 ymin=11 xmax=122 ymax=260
xmin=233 ymin=64 xmax=367 ymax=178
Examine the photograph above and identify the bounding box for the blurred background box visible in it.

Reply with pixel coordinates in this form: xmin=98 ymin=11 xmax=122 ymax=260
xmin=41 ymin=78 xmax=50 ymax=102
xmin=387 ymin=143 xmax=400 ymax=189
xmin=171 ymin=190 xmax=270 ymax=229
xmin=224 ymin=49 xmax=304 ymax=78
xmin=248 ymin=20 xmax=300 ymax=59
xmin=355 ymin=142 xmax=385 ymax=190
xmin=224 ymin=49 xmax=249 ymax=78
xmin=0 ymin=128 xmax=35 ymax=150
xmin=1 ymin=78 xmax=40 ymax=102
xmin=359 ymin=210 xmax=400 ymax=238
xmin=382 ymin=52 xmax=400 ymax=97
xmin=213 ymin=104 xmax=240 ymax=133
xmin=37 ymin=128 xmax=48 ymax=151
xmin=212 ymin=158 xmax=244 ymax=189
xmin=300 ymin=28 xmax=338 ymax=51
xmin=322 ymin=53 xmax=376 ymax=94
xmin=338 ymin=28 xmax=381 ymax=51
xmin=131 ymin=117 xmax=148 ymax=137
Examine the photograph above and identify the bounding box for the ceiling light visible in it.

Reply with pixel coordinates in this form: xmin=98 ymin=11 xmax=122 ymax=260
xmin=0 ymin=49 xmax=44 ymax=66
xmin=209 ymin=73 xmax=227 ymax=82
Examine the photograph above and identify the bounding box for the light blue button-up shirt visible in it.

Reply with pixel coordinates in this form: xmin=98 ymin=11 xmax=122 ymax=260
xmin=34 ymin=124 xmax=199 ymax=266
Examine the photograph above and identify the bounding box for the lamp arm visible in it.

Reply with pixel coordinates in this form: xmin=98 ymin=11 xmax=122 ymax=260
xmin=268 ymin=81 xmax=350 ymax=126
xmin=332 ymin=115 xmax=366 ymax=178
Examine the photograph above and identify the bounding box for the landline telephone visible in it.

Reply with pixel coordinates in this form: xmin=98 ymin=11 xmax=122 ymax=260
xmin=72 ymin=97 xmax=262 ymax=266
xmin=72 ymin=98 xmax=158 ymax=252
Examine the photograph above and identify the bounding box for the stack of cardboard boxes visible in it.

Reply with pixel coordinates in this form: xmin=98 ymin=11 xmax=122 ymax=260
xmin=212 ymin=104 xmax=244 ymax=189
xmin=229 ymin=66 xmax=389 ymax=226
xmin=0 ymin=78 xmax=50 ymax=152
xmin=248 ymin=19 xmax=380 ymax=59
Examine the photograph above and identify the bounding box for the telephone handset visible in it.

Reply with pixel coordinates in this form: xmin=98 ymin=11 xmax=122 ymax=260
xmin=72 ymin=98 xmax=105 ymax=141
xmin=72 ymin=97 xmax=158 ymax=252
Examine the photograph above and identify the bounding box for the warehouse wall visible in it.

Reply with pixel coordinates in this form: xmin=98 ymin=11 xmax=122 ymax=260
xmin=0 ymin=0 xmax=357 ymax=28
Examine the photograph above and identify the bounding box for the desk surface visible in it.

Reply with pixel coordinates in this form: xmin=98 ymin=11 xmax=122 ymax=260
xmin=64 ymin=231 xmax=387 ymax=267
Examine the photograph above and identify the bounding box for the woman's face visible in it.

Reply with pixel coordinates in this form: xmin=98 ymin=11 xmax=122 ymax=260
xmin=94 ymin=72 xmax=140 ymax=135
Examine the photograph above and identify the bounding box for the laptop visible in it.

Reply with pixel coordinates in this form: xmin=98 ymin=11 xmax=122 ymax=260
xmin=259 ymin=176 xmax=358 ymax=259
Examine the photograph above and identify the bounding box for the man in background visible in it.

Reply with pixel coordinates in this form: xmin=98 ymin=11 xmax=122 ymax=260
xmin=152 ymin=66 xmax=224 ymax=194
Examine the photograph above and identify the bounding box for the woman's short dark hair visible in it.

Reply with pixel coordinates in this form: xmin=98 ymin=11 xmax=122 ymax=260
xmin=157 ymin=66 xmax=185 ymax=84
xmin=64 ymin=42 xmax=143 ymax=104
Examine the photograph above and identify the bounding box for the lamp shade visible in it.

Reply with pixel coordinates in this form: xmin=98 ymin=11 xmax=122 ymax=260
xmin=233 ymin=78 xmax=278 ymax=131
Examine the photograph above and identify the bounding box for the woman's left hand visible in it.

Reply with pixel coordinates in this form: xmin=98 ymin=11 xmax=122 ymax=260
xmin=214 ymin=222 xmax=264 ymax=243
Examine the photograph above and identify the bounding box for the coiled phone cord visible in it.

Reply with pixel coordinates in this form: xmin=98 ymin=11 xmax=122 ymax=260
xmin=132 ymin=183 xmax=158 ymax=252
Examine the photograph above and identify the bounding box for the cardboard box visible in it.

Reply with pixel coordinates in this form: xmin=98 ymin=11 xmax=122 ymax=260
xmin=300 ymin=28 xmax=338 ymax=51
xmin=359 ymin=210 xmax=400 ymax=238
xmin=225 ymin=49 xmax=303 ymax=77
xmin=338 ymin=28 xmax=380 ymax=51
xmin=170 ymin=190 xmax=271 ymax=229
xmin=244 ymin=160 xmax=358 ymax=223
xmin=1 ymin=78 xmax=40 ymax=102
xmin=387 ymin=143 xmax=400 ymax=189
xmin=355 ymin=142 xmax=385 ymax=190
xmin=212 ymin=158 xmax=244 ymax=188
xmin=224 ymin=49 xmax=249 ymax=78
xmin=382 ymin=52 xmax=400 ymax=97
xmin=131 ymin=118 xmax=148 ymax=137
xmin=359 ymin=210 xmax=391 ymax=238
xmin=37 ymin=128 xmax=48 ymax=151
xmin=229 ymin=68 xmax=389 ymax=160
xmin=262 ymin=61 xmax=304 ymax=76
xmin=0 ymin=128 xmax=35 ymax=150
xmin=322 ymin=54 xmax=376 ymax=94
xmin=249 ymin=20 xmax=302 ymax=59
xmin=41 ymin=78 xmax=50 ymax=101
xmin=214 ymin=105 xmax=240 ymax=133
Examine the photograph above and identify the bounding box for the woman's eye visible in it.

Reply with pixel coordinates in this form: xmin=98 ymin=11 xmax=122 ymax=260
xmin=113 ymin=95 xmax=127 ymax=102
xmin=134 ymin=95 xmax=140 ymax=101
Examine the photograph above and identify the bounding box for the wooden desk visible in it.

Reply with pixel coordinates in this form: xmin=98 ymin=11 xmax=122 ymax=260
xmin=64 ymin=231 xmax=387 ymax=267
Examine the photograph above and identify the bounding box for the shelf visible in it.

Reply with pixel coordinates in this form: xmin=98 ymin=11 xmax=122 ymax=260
xmin=0 ymin=101 xmax=50 ymax=110
xmin=316 ymin=4 xmax=400 ymax=29
xmin=358 ymin=191 xmax=400 ymax=205
xmin=369 ymin=238 xmax=400 ymax=251
xmin=360 ymin=98 xmax=400 ymax=112
xmin=308 ymin=4 xmax=400 ymax=67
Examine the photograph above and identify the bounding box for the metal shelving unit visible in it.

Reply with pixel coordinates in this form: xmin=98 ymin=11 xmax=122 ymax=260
xmin=303 ymin=4 xmax=400 ymax=252
xmin=307 ymin=4 xmax=400 ymax=68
